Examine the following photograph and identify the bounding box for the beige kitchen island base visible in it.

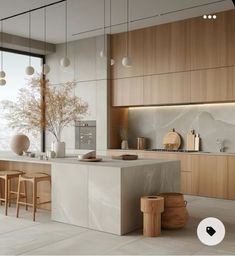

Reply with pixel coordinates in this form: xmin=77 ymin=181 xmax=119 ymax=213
xmin=51 ymin=158 xmax=180 ymax=235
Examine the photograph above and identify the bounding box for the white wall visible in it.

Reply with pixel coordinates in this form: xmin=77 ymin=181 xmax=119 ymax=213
xmin=46 ymin=35 xmax=109 ymax=154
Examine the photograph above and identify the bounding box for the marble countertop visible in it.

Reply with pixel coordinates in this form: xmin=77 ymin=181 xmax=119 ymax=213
xmin=108 ymin=149 xmax=235 ymax=156
xmin=0 ymin=152 xmax=178 ymax=168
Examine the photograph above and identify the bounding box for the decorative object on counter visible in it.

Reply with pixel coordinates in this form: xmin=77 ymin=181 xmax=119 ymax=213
xmin=163 ymin=128 xmax=181 ymax=150
xmin=1 ymin=76 xmax=88 ymax=158
xmin=120 ymin=127 xmax=129 ymax=150
xmin=186 ymin=130 xmax=195 ymax=151
xmin=10 ymin=134 xmax=30 ymax=155
xmin=216 ymin=138 xmax=225 ymax=152
xmin=195 ymin=133 xmax=200 ymax=151
xmin=159 ymin=192 xmax=189 ymax=229
xmin=46 ymin=150 xmax=56 ymax=159
xmin=112 ymin=154 xmax=138 ymax=160
xmin=78 ymin=150 xmax=102 ymax=162
xmin=137 ymin=137 xmax=146 ymax=150
xmin=30 ymin=153 xmax=35 ymax=158
xmin=141 ymin=196 xmax=164 ymax=237
xmin=51 ymin=141 xmax=65 ymax=158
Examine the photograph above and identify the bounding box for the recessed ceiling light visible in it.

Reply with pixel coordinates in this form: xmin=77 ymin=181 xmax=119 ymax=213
xmin=203 ymin=15 xmax=207 ymax=19
xmin=213 ymin=15 xmax=217 ymax=19
xmin=208 ymin=15 xmax=212 ymax=19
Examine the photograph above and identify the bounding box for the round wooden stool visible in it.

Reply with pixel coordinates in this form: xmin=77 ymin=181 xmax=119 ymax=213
xmin=141 ymin=196 xmax=164 ymax=237
xmin=16 ymin=172 xmax=51 ymax=221
xmin=0 ymin=170 xmax=25 ymax=216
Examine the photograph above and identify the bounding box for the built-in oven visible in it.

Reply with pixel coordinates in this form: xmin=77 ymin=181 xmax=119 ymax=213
xmin=75 ymin=121 xmax=96 ymax=150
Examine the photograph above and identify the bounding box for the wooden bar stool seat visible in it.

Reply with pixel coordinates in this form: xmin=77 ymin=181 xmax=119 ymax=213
xmin=16 ymin=172 xmax=51 ymax=221
xmin=0 ymin=170 xmax=25 ymax=216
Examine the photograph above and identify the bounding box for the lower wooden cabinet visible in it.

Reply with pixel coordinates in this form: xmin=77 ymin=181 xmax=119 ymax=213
xmin=181 ymin=171 xmax=192 ymax=195
xmin=228 ymin=156 xmax=235 ymax=200
xmin=191 ymin=155 xmax=228 ymax=199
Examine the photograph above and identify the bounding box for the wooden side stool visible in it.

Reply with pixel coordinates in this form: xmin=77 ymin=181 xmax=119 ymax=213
xmin=16 ymin=172 xmax=51 ymax=221
xmin=141 ymin=196 xmax=164 ymax=237
xmin=0 ymin=170 xmax=25 ymax=216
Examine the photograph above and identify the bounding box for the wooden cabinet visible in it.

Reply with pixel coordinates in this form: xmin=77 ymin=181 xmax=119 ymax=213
xmin=191 ymin=155 xmax=228 ymax=199
xmin=111 ymin=29 xmax=144 ymax=79
xmin=190 ymin=12 xmax=228 ymax=70
xmin=190 ymin=67 xmax=234 ymax=103
xmin=144 ymin=72 xmax=190 ymax=105
xmin=227 ymin=157 xmax=235 ymax=200
xmin=143 ymin=20 xmax=190 ymax=75
xmin=112 ymin=77 xmax=144 ymax=106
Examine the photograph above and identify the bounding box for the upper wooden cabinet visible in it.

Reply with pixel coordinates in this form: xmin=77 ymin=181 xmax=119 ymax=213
xmin=190 ymin=67 xmax=233 ymax=103
xmin=144 ymin=72 xmax=190 ymax=105
xmin=112 ymin=77 xmax=144 ymax=107
xmin=111 ymin=29 xmax=144 ymax=79
xmin=143 ymin=20 xmax=190 ymax=75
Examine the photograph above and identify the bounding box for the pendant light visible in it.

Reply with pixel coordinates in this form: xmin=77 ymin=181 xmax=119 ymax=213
xmin=0 ymin=20 xmax=6 ymax=86
xmin=100 ymin=0 xmax=106 ymax=58
xmin=122 ymin=0 xmax=132 ymax=67
xmin=42 ymin=7 xmax=50 ymax=75
xmin=60 ymin=0 xmax=70 ymax=67
xmin=110 ymin=0 xmax=115 ymax=66
xmin=25 ymin=11 xmax=35 ymax=75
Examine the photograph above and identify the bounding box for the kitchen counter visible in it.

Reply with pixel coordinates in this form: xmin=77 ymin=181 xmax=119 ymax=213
xmin=107 ymin=149 xmax=235 ymax=156
xmin=0 ymin=152 xmax=180 ymax=235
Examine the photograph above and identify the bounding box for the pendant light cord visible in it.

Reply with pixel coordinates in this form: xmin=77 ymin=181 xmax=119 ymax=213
xmin=1 ymin=21 xmax=3 ymax=71
xmin=126 ymin=0 xmax=129 ymax=56
xmin=28 ymin=11 xmax=32 ymax=66
xmin=103 ymin=0 xmax=106 ymax=53
xmin=65 ymin=0 xmax=68 ymax=57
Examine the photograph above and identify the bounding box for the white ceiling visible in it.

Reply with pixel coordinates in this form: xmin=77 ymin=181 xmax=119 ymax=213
xmin=0 ymin=0 xmax=234 ymax=44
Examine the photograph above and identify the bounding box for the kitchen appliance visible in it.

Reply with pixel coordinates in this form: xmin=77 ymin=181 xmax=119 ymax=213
xmin=137 ymin=137 xmax=146 ymax=150
xmin=75 ymin=121 xmax=96 ymax=150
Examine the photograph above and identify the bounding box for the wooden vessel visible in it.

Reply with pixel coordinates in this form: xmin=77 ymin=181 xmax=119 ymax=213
xmin=159 ymin=192 xmax=189 ymax=229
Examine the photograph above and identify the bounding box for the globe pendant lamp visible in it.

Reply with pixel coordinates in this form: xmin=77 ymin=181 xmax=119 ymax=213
xmin=109 ymin=0 xmax=115 ymax=66
xmin=25 ymin=12 xmax=35 ymax=76
xmin=60 ymin=0 xmax=70 ymax=67
xmin=122 ymin=0 xmax=132 ymax=67
xmin=42 ymin=7 xmax=50 ymax=75
xmin=0 ymin=20 xmax=6 ymax=85
xmin=100 ymin=0 xmax=106 ymax=58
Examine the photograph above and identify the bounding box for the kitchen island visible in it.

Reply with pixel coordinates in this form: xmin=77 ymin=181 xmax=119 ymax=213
xmin=0 ymin=154 xmax=180 ymax=235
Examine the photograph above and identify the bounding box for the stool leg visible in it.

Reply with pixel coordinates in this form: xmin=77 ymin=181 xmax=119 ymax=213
xmin=5 ymin=177 xmax=8 ymax=216
xmin=8 ymin=179 xmax=11 ymax=207
xmin=24 ymin=181 xmax=28 ymax=211
xmin=16 ymin=178 xmax=21 ymax=218
xmin=32 ymin=179 xmax=36 ymax=221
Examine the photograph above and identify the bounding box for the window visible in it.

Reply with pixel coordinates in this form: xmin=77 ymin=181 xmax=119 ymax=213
xmin=0 ymin=50 xmax=43 ymax=152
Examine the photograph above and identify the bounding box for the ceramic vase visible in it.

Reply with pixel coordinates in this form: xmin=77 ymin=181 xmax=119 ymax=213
xmin=10 ymin=134 xmax=30 ymax=155
xmin=51 ymin=141 xmax=65 ymax=158
xmin=121 ymin=140 xmax=129 ymax=150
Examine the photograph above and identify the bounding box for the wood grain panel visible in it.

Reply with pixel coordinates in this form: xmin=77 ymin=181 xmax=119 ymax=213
xmin=181 ymin=171 xmax=192 ymax=195
xmin=111 ymin=29 xmax=144 ymax=79
xmin=191 ymin=155 xmax=228 ymax=199
xmin=190 ymin=67 xmax=233 ymax=103
xmin=228 ymin=156 xmax=235 ymax=200
xmin=144 ymin=72 xmax=190 ymax=105
xmin=0 ymin=161 xmax=51 ymax=210
xmin=190 ymin=12 xmax=228 ymax=69
xmin=112 ymin=77 xmax=144 ymax=106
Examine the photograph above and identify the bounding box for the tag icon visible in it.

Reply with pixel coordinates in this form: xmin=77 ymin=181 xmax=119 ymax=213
xmin=206 ymin=226 xmax=216 ymax=236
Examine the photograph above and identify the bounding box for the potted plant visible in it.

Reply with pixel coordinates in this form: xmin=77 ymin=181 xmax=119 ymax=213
xmin=1 ymin=76 xmax=88 ymax=157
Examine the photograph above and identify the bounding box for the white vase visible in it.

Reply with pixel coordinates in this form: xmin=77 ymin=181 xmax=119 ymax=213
xmin=121 ymin=140 xmax=129 ymax=150
xmin=51 ymin=141 xmax=65 ymax=158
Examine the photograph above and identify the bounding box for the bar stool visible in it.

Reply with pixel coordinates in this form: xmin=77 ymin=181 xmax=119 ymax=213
xmin=0 ymin=170 xmax=25 ymax=216
xmin=16 ymin=172 xmax=51 ymax=221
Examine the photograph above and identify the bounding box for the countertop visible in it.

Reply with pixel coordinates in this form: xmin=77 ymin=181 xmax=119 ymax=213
xmin=0 ymin=152 xmax=178 ymax=168
xmin=107 ymin=149 xmax=235 ymax=156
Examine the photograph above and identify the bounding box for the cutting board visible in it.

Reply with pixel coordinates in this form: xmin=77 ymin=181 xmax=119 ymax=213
xmin=163 ymin=129 xmax=181 ymax=150
xmin=186 ymin=130 xmax=195 ymax=150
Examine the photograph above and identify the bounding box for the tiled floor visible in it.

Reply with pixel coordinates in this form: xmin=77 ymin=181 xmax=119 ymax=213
xmin=0 ymin=195 xmax=234 ymax=255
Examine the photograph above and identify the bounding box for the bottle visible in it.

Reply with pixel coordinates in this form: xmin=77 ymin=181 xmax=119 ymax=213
xmin=195 ymin=134 xmax=200 ymax=151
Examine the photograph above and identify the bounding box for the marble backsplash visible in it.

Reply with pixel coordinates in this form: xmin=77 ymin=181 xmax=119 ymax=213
xmin=128 ymin=104 xmax=235 ymax=153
